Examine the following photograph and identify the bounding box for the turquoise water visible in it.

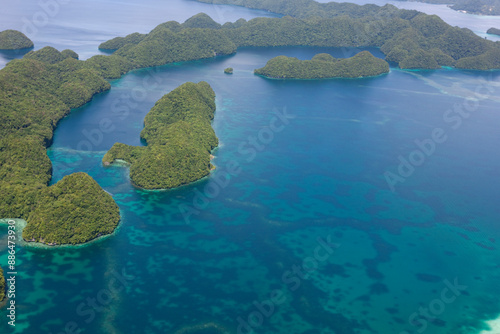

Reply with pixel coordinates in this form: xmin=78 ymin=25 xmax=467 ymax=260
xmin=2 ymin=2 xmax=500 ymax=334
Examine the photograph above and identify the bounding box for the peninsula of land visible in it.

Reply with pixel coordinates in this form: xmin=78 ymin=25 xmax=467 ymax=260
xmin=2 ymin=0 xmax=500 ymax=245
xmin=255 ymin=52 xmax=389 ymax=79
xmin=487 ymin=27 xmax=500 ymax=36
xmin=188 ymin=0 xmax=500 ymax=70
xmin=0 ymin=266 xmax=5 ymax=302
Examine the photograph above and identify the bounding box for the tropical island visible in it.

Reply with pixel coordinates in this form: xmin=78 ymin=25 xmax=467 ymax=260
xmin=22 ymin=173 xmax=120 ymax=245
xmin=99 ymin=6 xmax=500 ymax=71
xmin=224 ymin=67 xmax=233 ymax=74
xmin=0 ymin=266 xmax=5 ymax=302
xmin=448 ymin=0 xmax=500 ymax=15
xmin=102 ymin=81 xmax=218 ymax=190
xmin=255 ymin=52 xmax=390 ymax=79
xmin=487 ymin=27 xmax=500 ymax=36
xmin=198 ymin=0 xmax=500 ymax=16
xmin=409 ymin=0 xmax=500 ymax=16
xmin=0 ymin=29 xmax=33 ymax=50
xmin=0 ymin=46 xmax=121 ymax=245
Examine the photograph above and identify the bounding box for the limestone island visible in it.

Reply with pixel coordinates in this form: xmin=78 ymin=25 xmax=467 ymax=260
xmin=487 ymin=28 xmax=500 ymax=36
xmin=2 ymin=5 xmax=500 ymax=247
xmin=103 ymin=81 xmax=218 ymax=190
xmin=187 ymin=1 xmax=500 ymax=70
xmin=22 ymin=173 xmax=120 ymax=245
xmin=0 ymin=30 xmax=33 ymax=50
xmin=255 ymin=52 xmax=389 ymax=79
xmin=0 ymin=46 xmax=122 ymax=246
xmin=224 ymin=67 xmax=233 ymax=74
xmin=0 ymin=266 xmax=5 ymax=303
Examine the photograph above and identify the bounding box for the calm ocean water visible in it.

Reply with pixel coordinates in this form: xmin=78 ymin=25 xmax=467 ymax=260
xmin=1 ymin=1 xmax=500 ymax=334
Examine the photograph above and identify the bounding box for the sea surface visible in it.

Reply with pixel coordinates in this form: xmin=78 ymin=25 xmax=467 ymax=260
xmin=1 ymin=1 xmax=500 ymax=334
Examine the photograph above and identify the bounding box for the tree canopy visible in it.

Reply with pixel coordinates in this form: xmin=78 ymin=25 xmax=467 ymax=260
xmin=22 ymin=173 xmax=120 ymax=245
xmin=487 ymin=27 xmax=500 ymax=36
xmin=99 ymin=10 xmax=500 ymax=71
xmin=0 ymin=30 xmax=33 ymax=50
xmin=0 ymin=48 xmax=121 ymax=245
xmin=103 ymin=82 xmax=218 ymax=190
xmin=0 ymin=266 xmax=5 ymax=302
xmin=255 ymin=51 xmax=390 ymax=79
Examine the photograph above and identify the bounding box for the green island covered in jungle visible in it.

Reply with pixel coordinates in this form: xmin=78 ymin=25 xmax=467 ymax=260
xmin=255 ymin=51 xmax=390 ymax=79
xmin=487 ymin=27 xmax=500 ymax=36
xmin=102 ymin=82 xmax=218 ymax=190
xmin=405 ymin=0 xmax=500 ymax=16
xmin=2 ymin=0 xmax=500 ymax=246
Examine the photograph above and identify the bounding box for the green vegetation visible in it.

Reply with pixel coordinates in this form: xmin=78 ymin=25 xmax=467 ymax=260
xmin=487 ymin=27 xmax=500 ymax=36
xmin=199 ymin=0 xmax=500 ymax=16
xmin=0 ymin=47 xmax=121 ymax=245
xmin=97 ymin=14 xmax=236 ymax=70
xmin=224 ymin=67 xmax=233 ymax=74
xmin=450 ymin=0 xmax=500 ymax=15
xmin=183 ymin=13 xmax=222 ymax=29
xmin=99 ymin=32 xmax=147 ymax=50
xmin=103 ymin=82 xmax=218 ymax=190
xmin=455 ymin=48 xmax=500 ymax=70
xmin=1 ymin=5 xmax=499 ymax=243
xmin=398 ymin=0 xmax=500 ymax=15
xmin=113 ymin=27 xmax=236 ymax=69
xmin=255 ymin=51 xmax=389 ymax=79
xmin=0 ymin=30 xmax=33 ymax=50
xmin=22 ymin=173 xmax=120 ymax=245
xmin=61 ymin=49 xmax=79 ymax=59
xmin=82 ymin=54 xmax=133 ymax=79
xmin=100 ymin=9 xmax=500 ymax=71
xmin=0 ymin=266 xmax=5 ymax=302
xmin=24 ymin=46 xmax=73 ymax=64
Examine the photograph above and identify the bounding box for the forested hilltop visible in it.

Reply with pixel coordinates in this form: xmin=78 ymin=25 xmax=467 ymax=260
xmin=23 ymin=173 xmax=120 ymax=245
xmin=100 ymin=8 xmax=500 ymax=70
xmin=255 ymin=52 xmax=390 ymax=79
xmin=196 ymin=0 xmax=500 ymax=16
xmin=2 ymin=2 xmax=500 ymax=244
xmin=401 ymin=0 xmax=500 ymax=16
xmin=0 ymin=46 xmax=121 ymax=245
xmin=0 ymin=30 xmax=33 ymax=50
xmin=488 ymin=27 xmax=500 ymax=36
xmin=0 ymin=266 xmax=5 ymax=302
xmin=103 ymin=82 xmax=218 ymax=190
